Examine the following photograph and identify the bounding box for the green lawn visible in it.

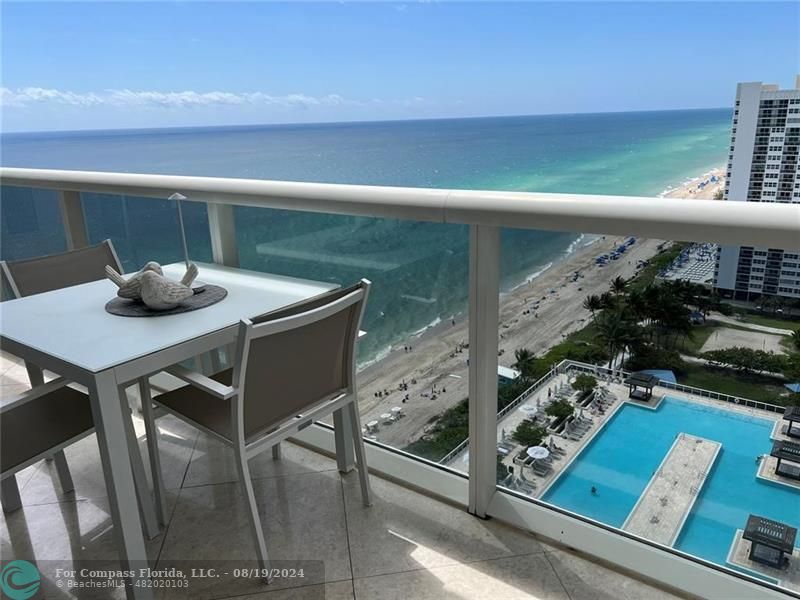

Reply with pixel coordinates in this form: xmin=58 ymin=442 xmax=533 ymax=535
xmin=731 ymin=310 xmax=800 ymax=331
xmin=677 ymin=363 xmax=788 ymax=404
xmin=677 ymin=323 xmax=717 ymax=356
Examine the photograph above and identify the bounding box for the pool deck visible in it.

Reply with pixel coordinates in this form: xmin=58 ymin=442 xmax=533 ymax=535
xmin=490 ymin=371 xmax=784 ymax=502
xmin=727 ymin=529 xmax=800 ymax=592
xmin=756 ymin=455 xmax=800 ymax=491
xmin=771 ymin=419 xmax=800 ymax=443
xmin=622 ymin=433 xmax=721 ymax=547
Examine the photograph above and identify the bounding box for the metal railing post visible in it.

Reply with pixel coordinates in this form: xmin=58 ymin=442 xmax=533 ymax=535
xmin=58 ymin=190 xmax=89 ymax=249
xmin=207 ymin=203 xmax=239 ymax=267
xmin=468 ymin=224 xmax=500 ymax=517
xmin=206 ymin=202 xmax=239 ymax=371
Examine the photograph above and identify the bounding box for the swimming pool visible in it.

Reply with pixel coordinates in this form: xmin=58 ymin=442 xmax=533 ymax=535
xmin=542 ymin=397 xmax=800 ymax=572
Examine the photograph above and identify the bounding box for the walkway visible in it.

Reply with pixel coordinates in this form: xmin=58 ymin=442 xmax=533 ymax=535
xmin=710 ymin=314 xmax=794 ymax=336
xmin=623 ymin=433 xmax=721 ymax=547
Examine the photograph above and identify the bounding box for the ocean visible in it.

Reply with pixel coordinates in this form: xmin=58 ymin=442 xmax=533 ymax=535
xmin=0 ymin=109 xmax=731 ymax=360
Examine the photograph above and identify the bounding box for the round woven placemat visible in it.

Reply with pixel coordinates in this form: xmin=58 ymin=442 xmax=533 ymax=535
xmin=105 ymin=285 xmax=227 ymax=317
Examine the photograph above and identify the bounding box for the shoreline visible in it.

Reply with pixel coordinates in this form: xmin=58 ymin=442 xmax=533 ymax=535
xmin=356 ymin=165 xmax=725 ymax=449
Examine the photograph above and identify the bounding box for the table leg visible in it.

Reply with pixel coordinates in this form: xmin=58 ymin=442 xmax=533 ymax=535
xmin=1 ymin=476 xmax=22 ymax=513
xmin=89 ymin=370 xmax=154 ymax=600
xmin=25 ymin=362 xmax=44 ymax=387
xmin=139 ymin=378 xmax=168 ymax=526
xmin=121 ymin=394 xmax=160 ymax=540
xmin=332 ymin=408 xmax=355 ymax=473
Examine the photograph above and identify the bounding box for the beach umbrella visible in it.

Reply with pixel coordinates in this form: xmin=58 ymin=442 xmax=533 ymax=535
xmin=527 ymin=446 xmax=550 ymax=460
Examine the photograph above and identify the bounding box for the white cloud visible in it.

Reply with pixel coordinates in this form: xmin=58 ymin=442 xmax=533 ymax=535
xmin=1 ymin=87 xmax=104 ymax=107
xmin=0 ymin=87 xmax=360 ymax=110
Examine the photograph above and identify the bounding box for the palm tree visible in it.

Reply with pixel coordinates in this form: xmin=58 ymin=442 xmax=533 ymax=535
xmin=583 ymin=294 xmax=602 ymax=322
xmin=512 ymin=348 xmax=537 ymax=380
xmin=596 ymin=306 xmax=643 ymax=374
xmin=596 ymin=309 xmax=626 ymax=372
xmin=627 ymin=288 xmax=648 ymax=323
xmin=599 ymin=291 xmax=617 ymax=310
xmin=610 ymin=276 xmax=627 ymax=296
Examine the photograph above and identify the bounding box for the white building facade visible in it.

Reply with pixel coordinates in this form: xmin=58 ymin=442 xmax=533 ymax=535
xmin=714 ymin=77 xmax=800 ymax=300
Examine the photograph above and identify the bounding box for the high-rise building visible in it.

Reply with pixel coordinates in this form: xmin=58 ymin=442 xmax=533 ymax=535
xmin=714 ymin=77 xmax=800 ymax=300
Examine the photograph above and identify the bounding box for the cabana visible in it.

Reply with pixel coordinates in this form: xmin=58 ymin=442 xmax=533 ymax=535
xmin=626 ymin=373 xmax=660 ymax=402
xmin=781 ymin=406 xmax=800 ymax=439
xmin=742 ymin=515 xmax=797 ymax=569
xmin=771 ymin=440 xmax=800 ymax=481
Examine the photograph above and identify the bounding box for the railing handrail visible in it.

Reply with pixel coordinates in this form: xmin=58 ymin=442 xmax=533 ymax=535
xmin=2 ymin=167 xmax=798 ymax=248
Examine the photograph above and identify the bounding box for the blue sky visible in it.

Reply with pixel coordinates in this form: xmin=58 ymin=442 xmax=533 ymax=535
xmin=1 ymin=1 xmax=798 ymax=132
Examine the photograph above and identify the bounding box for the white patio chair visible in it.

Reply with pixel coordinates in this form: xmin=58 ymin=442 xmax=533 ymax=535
xmin=0 ymin=241 xmax=159 ymax=537
xmin=143 ymin=279 xmax=373 ymax=580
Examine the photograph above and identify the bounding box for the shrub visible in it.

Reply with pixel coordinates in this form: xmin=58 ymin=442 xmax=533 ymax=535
xmin=545 ymin=398 xmax=574 ymax=421
xmin=626 ymin=346 xmax=687 ymax=376
xmin=702 ymin=347 xmax=787 ymax=374
xmin=511 ymin=418 xmax=547 ymax=447
xmin=572 ymin=374 xmax=597 ymax=394
xmin=717 ymin=303 xmax=734 ymax=316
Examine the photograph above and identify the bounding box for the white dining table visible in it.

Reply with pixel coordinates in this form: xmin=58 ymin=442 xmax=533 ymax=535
xmin=0 ymin=262 xmax=349 ymax=599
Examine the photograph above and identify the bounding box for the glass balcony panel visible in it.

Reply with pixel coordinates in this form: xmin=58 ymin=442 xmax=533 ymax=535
xmin=234 ymin=205 xmax=470 ymax=464
xmin=0 ymin=185 xmax=66 ymax=261
xmin=494 ymin=230 xmax=800 ymax=595
xmin=80 ymin=192 xmax=213 ymax=272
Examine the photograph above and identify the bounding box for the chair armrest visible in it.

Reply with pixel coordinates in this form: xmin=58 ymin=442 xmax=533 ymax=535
xmin=1 ymin=377 xmax=69 ymax=413
xmin=163 ymin=365 xmax=237 ymax=400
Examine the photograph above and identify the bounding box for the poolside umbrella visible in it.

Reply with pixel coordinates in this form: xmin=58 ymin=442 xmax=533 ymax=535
xmin=527 ymin=446 xmax=550 ymax=460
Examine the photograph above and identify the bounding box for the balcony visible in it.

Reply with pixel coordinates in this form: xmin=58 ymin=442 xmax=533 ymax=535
xmin=1 ymin=353 xmax=685 ymax=600
xmin=1 ymin=167 xmax=799 ymax=600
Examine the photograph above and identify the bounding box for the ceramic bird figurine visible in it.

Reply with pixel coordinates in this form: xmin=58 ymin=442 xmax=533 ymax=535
xmin=107 ymin=262 xmax=199 ymax=310
xmin=105 ymin=261 xmax=163 ymax=300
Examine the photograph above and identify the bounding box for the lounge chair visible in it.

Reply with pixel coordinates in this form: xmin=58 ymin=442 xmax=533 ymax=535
xmin=514 ymin=479 xmax=536 ymax=494
xmin=531 ymin=461 xmax=552 ymax=476
xmin=566 ymin=429 xmax=585 ymax=441
xmin=498 ymin=441 xmax=515 ymax=453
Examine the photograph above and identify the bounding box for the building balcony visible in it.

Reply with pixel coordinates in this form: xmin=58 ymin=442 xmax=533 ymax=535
xmin=0 ymin=351 xmax=686 ymax=600
xmin=1 ymin=168 xmax=799 ymax=600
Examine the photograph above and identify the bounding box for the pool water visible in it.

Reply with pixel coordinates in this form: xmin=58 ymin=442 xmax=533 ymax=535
xmin=542 ymin=398 xmax=800 ymax=570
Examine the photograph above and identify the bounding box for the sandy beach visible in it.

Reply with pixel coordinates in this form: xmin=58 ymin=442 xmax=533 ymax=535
xmin=355 ymin=167 xmax=725 ymax=450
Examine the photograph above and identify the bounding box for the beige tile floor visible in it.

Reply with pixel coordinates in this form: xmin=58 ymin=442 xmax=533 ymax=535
xmin=1 ymin=354 xmax=687 ymax=600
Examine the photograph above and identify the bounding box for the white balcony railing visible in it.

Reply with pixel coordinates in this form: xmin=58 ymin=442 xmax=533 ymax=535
xmin=2 ymin=166 xmax=799 ymax=600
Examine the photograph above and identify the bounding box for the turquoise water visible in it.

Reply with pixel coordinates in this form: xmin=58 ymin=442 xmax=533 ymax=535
xmin=0 ymin=110 xmax=731 ymax=359
xmin=542 ymin=398 xmax=800 ymax=571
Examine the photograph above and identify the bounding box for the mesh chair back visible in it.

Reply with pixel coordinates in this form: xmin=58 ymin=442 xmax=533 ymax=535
xmin=0 ymin=239 xmax=121 ymax=298
xmin=237 ymin=281 xmax=368 ymax=440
